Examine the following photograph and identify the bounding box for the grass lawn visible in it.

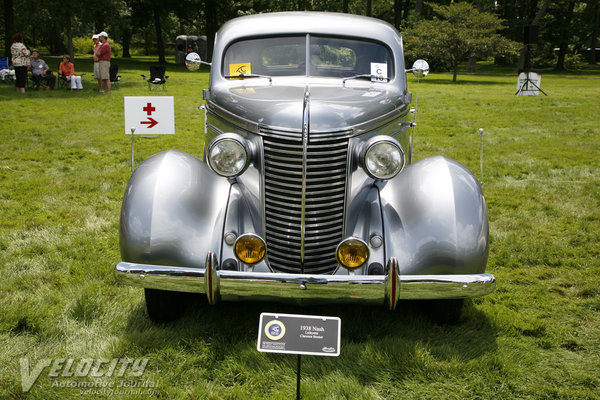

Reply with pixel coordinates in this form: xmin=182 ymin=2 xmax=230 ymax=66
xmin=1 ymin=57 xmax=599 ymax=399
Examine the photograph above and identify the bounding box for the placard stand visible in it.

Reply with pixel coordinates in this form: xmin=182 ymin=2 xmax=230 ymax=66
xmin=130 ymin=127 xmax=136 ymax=174
xmin=296 ymin=355 xmax=301 ymax=400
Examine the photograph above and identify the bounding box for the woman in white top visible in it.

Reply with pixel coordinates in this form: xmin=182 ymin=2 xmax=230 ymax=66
xmin=10 ymin=33 xmax=30 ymax=93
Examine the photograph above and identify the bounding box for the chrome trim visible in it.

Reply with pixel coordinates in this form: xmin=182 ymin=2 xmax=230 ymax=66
xmin=206 ymin=133 xmax=251 ymax=177
xmin=385 ymin=257 xmax=400 ymax=310
xmin=115 ymin=262 xmax=496 ymax=305
xmin=205 ymin=251 xmax=219 ymax=305
xmin=300 ymin=89 xmax=310 ymax=269
xmin=359 ymin=136 xmax=405 ymax=180
xmin=262 ymin=129 xmax=349 ymax=275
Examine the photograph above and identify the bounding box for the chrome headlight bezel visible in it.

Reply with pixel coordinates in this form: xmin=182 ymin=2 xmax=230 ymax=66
xmin=207 ymin=133 xmax=251 ymax=177
xmin=359 ymin=136 xmax=405 ymax=180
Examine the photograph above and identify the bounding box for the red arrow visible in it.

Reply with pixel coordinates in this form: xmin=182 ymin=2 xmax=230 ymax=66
xmin=141 ymin=117 xmax=158 ymax=128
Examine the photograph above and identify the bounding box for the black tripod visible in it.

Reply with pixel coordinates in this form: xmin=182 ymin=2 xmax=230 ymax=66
xmin=516 ymin=37 xmax=548 ymax=96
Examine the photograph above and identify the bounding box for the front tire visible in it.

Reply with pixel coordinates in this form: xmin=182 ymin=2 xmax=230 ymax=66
xmin=420 ymin=299 xmax=465 ymax=324
xmin=144 ymin=289 xmax=196 ymax=322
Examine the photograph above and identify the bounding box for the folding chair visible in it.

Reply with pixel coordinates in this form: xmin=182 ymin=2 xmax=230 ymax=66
xmin=141 ymin=66 xmax=168 ymax=90
xmin=56 ymin=62 xmax=68 ymax=89
xmin=0 ymin=57 xmax=14 ymax=84
xmin=109 ymin=64 xmax=121 ymax=88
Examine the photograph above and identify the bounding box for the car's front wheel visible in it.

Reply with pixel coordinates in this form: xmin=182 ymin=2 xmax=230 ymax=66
xmin=144 ymin=289 xmax=197 ymax=322
xmin=420 ymin=299 xmax=465 ymax=324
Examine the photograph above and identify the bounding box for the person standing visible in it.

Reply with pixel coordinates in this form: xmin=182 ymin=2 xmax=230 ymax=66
xmin=30 ymin=49 xmax=56 ymax=90
xmin=92 ymin=34 xmax=102 ymax=92
xmin=10 ymin=33 xmax=30 ymax=93
xmin=59 ymin=55 xmax=83 ymax=90
xmin=95 ymin=31 xmax=111 ymax=94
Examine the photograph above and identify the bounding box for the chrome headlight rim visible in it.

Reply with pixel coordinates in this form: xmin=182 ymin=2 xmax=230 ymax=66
xmin=359 ymin=136 xmax=405 ymax=180
xmin=207 ymin=133 xmax=251 ymax=177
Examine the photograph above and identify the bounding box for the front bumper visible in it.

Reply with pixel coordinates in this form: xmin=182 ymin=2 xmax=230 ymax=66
xmin=114 ymin=254 xmax=495 ymax=310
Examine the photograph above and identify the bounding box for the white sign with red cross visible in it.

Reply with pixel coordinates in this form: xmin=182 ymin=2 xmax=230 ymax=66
xmin=124 ymin=96 xmax=175 ymax=134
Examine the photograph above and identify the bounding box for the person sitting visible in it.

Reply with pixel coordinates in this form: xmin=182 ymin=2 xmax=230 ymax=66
xmin=29 ymin=49 xmax=56 ymax=90
xmin=59 ymin=55 xmax=83 ymax=90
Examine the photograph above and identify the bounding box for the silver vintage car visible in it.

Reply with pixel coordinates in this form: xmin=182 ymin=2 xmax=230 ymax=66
xmin=115 ymin=12 xmax=495 ymax=322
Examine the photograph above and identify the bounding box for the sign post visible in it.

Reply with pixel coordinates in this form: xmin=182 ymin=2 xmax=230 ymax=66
xmin=258 ymin=313 xmax=341 ymax=400
xmin=124 ymin=96 xmax=175 ymax=172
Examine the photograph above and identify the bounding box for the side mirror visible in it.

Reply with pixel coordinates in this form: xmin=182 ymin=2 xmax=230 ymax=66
xmin=406 ymin=59 xmax=429 ymax=78
xmin=185 ymin=52 xmax=211 ymax=71
xmin=185 ymin=52 xmax=202 ymax=71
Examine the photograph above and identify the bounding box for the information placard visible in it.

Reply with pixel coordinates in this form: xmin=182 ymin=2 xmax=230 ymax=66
xmin=124 ymin=96 xmax=175 ymax=134
xmin=257 ymin=313 xmax=341 ymax=357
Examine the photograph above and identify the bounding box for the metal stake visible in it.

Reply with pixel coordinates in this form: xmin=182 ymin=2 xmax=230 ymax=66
xmin=130 ymin=127 xmax=136 ymax=174
xmin=296 ymin=354 xmax=301 ymax=400
xmin=479 ymin=128 xmax=484 ymax=185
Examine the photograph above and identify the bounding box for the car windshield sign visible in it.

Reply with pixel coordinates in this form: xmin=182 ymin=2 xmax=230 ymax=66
xmin=223 ymin=35 xmax=393 ymax=80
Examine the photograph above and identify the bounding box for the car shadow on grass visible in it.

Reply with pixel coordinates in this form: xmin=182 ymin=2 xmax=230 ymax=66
xmin=121 ymin=293 xmax=498 ymax=370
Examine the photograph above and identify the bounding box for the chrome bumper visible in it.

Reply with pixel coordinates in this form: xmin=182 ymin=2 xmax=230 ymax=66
xmin=114 ymin=255 xmax=495 ymax=310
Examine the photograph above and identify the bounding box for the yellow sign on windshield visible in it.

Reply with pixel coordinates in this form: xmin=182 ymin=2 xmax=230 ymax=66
xmin=229 ymin=63 xmax=252 ymax=77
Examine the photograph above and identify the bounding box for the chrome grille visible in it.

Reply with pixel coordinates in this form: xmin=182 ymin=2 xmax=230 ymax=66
xmin=263 ymin=131 xmax=350 ymax=274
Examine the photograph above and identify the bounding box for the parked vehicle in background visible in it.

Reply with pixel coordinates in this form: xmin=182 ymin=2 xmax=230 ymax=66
xmin=116 ymin=12 xmax=495 ymax=322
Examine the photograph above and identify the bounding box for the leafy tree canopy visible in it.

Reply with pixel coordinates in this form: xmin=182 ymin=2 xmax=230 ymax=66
xmin=405 ymin=2 xmax=521 ymax=81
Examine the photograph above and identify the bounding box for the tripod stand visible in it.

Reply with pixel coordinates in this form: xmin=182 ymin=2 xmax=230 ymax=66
xmin=515 ymin=70 xmax=547 ymax=96
xmin=516 ymin=40 xmax=548 ymax=96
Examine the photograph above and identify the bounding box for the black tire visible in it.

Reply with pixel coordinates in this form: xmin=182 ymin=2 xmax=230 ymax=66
xmin=420 ymin=299 xmax=465 ymax=324
xmin=144 ymin=288 xmax=197 ymax=322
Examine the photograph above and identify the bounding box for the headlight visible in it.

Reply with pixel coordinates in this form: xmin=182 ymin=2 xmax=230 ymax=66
xmin=361 ymin=137 xmax=405 ymax=180
xmin=234 ymin=233 xmax=266 ymax=264
xmin=336 ymin=238 xmax=369 ymax=270
xmin=207 ymin=134 xmax=250 ymax=177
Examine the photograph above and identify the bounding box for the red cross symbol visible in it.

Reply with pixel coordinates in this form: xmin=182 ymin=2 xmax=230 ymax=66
xmin=143 ymin=103 xmax=156 ymax=115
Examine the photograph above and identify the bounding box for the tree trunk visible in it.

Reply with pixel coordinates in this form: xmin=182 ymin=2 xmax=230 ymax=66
xmin=153 ymin=7 xmax=166 ymax=64
xmin=402 ymin=0 xmax=411 ymax=20
xmin=556 ymin=43 xmax=568 ymax=70
xmin=342 ymin=0 xmax=348 ymax=13
xmin=415 ymin=0 xmax=423 ymax=18
xmin=205 ymin=0 xmax=217 ymax=62
xmin=66 ymin=12 xmax=74 ymax=60
xmin=122 ymin=29 xmax=131 ymax=58
xmin=518 ymin=0 xmax=550 ymax=70
xmin=467 ymin=57 xmax=477 ymax=72
xmin=591 ymin=2 xmax=599 ymax=64
xmin=366 ymin=0 xmax=372 ymax=16
xmin=453 ymin=61 xmax=458 ymax=82
xmin=394 ymin=0 xmax=401 ymax=27
xmin=4 ymin=0 xmax=14 ymax=58
xmin=555 ymin=1 xmax=576 ymax=70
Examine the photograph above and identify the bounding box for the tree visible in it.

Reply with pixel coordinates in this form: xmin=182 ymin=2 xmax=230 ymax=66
xmin=405 ymin=2 xmax=520 ymax=81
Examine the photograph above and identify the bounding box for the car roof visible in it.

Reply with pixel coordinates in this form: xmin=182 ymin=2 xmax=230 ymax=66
xmin=217 ymin=12 xmax=402 ymax=44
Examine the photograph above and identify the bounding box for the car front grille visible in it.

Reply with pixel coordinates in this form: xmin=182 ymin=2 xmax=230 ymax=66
xmin=263 ymin=129 xmax=350 ymax=274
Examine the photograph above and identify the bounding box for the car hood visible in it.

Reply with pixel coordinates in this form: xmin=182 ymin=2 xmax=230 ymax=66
xmin=210 ymin=83 xmax=406 ymax=132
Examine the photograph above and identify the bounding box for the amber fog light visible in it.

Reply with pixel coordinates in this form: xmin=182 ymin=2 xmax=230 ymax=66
xmin=336 ymin=238 xmax=369 ymax=269
xmin=234 ymin=233 xmax=266 ymax=264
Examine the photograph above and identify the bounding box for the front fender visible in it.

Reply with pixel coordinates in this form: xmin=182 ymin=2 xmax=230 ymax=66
xmin=120 ymin=150 xmax=232 ymax=268
xmin=380 ymin=155 xmax=489 ymax=275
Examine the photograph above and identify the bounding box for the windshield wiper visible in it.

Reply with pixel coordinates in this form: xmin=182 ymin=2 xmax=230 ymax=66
xmin=224 ymin=73 xmax=272 ymax=83
xmin=342 ymin=74 xmax=373 ymax=85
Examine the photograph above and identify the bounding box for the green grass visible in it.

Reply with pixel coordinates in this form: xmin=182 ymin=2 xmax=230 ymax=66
xmin=1 ymin=58 xmax=599 ymax=399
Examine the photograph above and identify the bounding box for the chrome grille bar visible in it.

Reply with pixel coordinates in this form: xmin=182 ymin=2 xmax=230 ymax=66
xmin=263 ymin=127 xmax=350 ymax=274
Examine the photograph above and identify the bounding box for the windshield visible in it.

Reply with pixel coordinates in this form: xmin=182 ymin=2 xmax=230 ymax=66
xmin=223 ymin=35 xmax=393 ymax=81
